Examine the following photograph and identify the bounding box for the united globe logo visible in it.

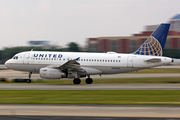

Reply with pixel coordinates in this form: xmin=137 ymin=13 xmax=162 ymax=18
xmin=135 ymin=36 xmax=162 ymax=56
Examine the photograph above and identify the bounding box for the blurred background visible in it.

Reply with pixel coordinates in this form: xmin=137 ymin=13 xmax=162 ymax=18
xmin=1 ymin=0 xmax=180 ymax=63
xmin=1 ymin=1 xmax=180 ymax=119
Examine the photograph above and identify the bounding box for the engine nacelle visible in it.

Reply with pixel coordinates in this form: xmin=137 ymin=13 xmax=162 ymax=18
xmin=40 ymin=68 xmax=66 ymax=79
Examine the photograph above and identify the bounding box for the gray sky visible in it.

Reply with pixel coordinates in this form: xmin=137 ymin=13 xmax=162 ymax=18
xmin=0 ymin=0 xmax=179 ymax=49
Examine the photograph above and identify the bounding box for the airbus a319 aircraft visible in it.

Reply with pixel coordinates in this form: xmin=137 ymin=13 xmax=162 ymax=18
xmin=5 ymin=23 xmax=173 ymax=84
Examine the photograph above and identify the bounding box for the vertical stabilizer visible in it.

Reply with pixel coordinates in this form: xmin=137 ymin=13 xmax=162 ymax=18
xmin=134 ymin=23 xmax=170 ymax=56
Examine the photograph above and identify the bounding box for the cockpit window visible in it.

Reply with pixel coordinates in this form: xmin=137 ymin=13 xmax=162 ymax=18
xmin=13 ymin=56 xmax=18 ymax=59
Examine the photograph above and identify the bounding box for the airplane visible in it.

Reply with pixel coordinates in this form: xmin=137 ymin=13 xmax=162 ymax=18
xmin=5 ymin=23 xmax=174 ymax=84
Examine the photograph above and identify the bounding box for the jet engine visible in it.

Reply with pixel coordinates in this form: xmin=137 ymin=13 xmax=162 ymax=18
xmin=40 ymin=68 xmax=66 ymax=79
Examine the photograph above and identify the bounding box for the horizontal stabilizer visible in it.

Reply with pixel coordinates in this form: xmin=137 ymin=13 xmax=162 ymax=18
xmin=144 ymin=58 xmax=161 ymax=62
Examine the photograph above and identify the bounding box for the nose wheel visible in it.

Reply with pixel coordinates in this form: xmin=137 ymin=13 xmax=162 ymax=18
xmin=27 ymin=79 xmax=31 ymax=83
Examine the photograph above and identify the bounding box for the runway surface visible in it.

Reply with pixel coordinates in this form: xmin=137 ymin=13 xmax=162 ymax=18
xmin=0 ymin=116 xmax=178 ymax=120
xmin=1 ymin=116 xmax=178 ymax=120
xmin=0 ymin=104 xmax=180 ymax=118
xmin=1 ymin=68 xmax=180 ymax=90
xmin=1 ymin=66 xmax=180 ymax=119
xmin=1 ymin=69 xmax=180 ymax=80
xmin=0 ymin=83 xmax=180 ymax=90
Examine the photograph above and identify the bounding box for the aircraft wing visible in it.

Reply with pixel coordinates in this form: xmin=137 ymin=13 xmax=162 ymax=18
xmin=59 ymin=60 xmax=85 ymax=72
xmin=47 ymin=59 xmax=102 ymax=74
xmin=47 ymin=59 xmax=85 ymax=72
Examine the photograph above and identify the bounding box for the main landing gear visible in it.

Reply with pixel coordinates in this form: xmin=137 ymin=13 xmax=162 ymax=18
xmin=73 ymin=76 xmax=93 ymax=84
xmin=27 ymin=72 xmax=32 ymax=83
xmin=85 ymin=78 xmax=93 ymax=84
xmin=73 ymin=78 xmax=81 ymax=84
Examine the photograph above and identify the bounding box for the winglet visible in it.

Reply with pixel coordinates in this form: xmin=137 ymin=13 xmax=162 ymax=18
xmin=134 ymin=23 xmax=170 ymax=56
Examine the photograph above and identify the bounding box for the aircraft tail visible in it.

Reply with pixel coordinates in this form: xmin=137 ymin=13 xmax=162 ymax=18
xmin=134 ymin=23 xmax=170 ymax=56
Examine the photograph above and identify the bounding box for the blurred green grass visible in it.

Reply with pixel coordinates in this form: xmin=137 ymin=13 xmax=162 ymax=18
xmin=0 ymin=90 xmax=179 ymax=105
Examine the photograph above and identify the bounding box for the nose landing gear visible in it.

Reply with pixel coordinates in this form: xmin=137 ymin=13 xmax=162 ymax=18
xmin=27 ymin=72 xmax=32 ymax=83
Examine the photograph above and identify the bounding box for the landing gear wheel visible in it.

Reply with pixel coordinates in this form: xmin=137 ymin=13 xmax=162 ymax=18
xmin=85 ymin=78 xmax=93 ymax=84
xmin=27 ymin=79 xmax=31 ymax=83
xmin=73 ymin=78 xmax=81 ymax=84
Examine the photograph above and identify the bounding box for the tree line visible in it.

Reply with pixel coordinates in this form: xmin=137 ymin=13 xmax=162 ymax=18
xmin=0 ymin=42 xmax=82 ymax=63
xmin=0 ymin=42 xmax=180 ymax=63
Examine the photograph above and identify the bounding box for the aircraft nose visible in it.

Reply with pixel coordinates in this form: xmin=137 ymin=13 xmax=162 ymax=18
xmin=5 ymin=60 xmax=10 ymax=68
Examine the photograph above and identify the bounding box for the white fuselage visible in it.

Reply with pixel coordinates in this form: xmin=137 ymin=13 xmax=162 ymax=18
xmin=5 ymin=51 xmax=173 ymax=76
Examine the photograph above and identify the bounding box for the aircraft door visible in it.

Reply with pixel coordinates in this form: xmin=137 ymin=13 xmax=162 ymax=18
xmin=127 ymin=56 xmax=133 ymax=67
xmin=23 ymin=53 xmax=30 ymax=64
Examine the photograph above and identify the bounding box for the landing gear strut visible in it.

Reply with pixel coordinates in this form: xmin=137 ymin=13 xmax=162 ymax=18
xmin=27 ymin=72 xmax=32 ymax=83
xmin=73 ymin=78 xmax=81 ymax=84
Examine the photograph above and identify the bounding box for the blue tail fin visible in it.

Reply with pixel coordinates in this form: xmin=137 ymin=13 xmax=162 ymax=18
xmin=134 ymin=23 xmax=170 ymax=56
